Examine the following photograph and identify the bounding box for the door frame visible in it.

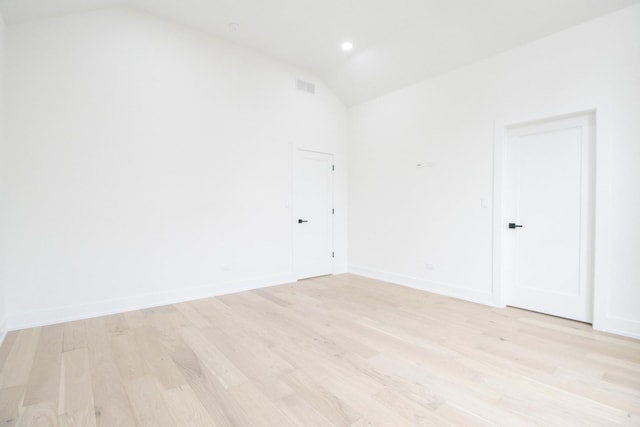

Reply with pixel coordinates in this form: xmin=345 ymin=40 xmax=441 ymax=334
xmin=292 ymin=148 xmax=335 ymax=280
xmin=492 ymin=103 xmax=612 ymax=331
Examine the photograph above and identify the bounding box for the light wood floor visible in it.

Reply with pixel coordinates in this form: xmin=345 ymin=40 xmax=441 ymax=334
xmin=1 ymin=274 xmax=639 ymax=426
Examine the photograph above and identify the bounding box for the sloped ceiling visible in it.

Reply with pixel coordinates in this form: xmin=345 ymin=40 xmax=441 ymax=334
xmin=1 ymin=0 xmax=638 ymax=105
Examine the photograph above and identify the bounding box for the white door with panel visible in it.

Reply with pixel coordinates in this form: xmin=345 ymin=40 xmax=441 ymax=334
xmin=294 ymin=150 xmax=333 ymax=279
xmin=505 ymin=113 xmax=595 ymax=322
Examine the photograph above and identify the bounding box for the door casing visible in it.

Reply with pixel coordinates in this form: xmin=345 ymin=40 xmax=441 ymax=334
xmin=492 ymin=104 xmax=612 ymax=331
xmin=504 ymin=113 xmax=595 ymax=322
xmin=293 ymin=149 xmax=334 ymax=280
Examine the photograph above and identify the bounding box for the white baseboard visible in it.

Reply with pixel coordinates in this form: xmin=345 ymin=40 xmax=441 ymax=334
xmin=348 ymin=265 xmax=495 ymax=307
xmin=349 ymin=266 xmax=640 ymax=340
xmin=593 ymin=314 xmax=640 ymax=340
xmin=7 ymin=273 xmax=297 ymax=331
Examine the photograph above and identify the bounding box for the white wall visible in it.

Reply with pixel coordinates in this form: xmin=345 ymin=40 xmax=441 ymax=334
xmin=349 ymin=5 xmax=640 ymax=338
xmin=4 ymin=7 xmax=348 ymax=329
xmin=0 ymin=10 xmax=6 ymax=343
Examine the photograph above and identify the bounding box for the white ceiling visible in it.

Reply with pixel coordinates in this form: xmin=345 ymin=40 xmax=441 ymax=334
xmin=1 ymin=0 xmax=638 ymax=105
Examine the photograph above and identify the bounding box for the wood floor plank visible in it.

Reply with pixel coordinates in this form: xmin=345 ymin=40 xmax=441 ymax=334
xmin=302 ymin=365 xmax=410 ymax=426
xmin=1 ymin=273 xmax=638 ymax=426
xmin=0 ymin=385 xmax=25 ymax=427
xmin=162 ymin=384 xmax=216 ymax=426
xmin=228 ymin=381 xmax=296 ymax=426
xmin=371 ymin=388 xmax=455 ymax=426
xmin=85 ymin=317 xmax=137 ymax=427
xmin=133 ymin=326 xmax=186 ymax=390
xmin=170 ymin=343 xmax=239 ymax=427
xmin=282 ymin=370 xmax=360 ymax=426
xmin=174 ymin=302 xmax=211 ymax=329
xmin=0 ymin=328 xmax=41 ymax=389
xmin=124 ymin=377 xmax=175 ymax=427
xmin=16 ymin=402 xmax=58 ymax=427
xmin=123 ymin=310 xmax=147 ymax=330
xmin=434 ymin=401 xmax=499 ymax=427
xmin=179 ymin=326 xmax=248 ymax=390
xmin=275 ymin=393 xmax=334 ymax=427
xmin=62 ymin=321 xmax=88 ymax=352
xmin=164 ymin=310 xmax=192 ymax=331
xmin=0 ymin=332 xmax=18 ymax=369
xmin=22 ymin=324 xmax=64 ymax=408
xmin=58 ymin=348 xmax=95 ymax=425
xmin=58 ymin=406 xmax=96 ymax=427
xmin=198 ymin=322 xmax=295 ymax=398
xmin=105 ymin=314 xmax=130 ymax=336
xmin=111 ymin=331 xmax=149 ymax=381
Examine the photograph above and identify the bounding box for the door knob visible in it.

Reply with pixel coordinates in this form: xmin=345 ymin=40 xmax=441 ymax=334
xmin=298 ymin=219 xmax=309 ymax=223
xmin=508 ymin=223 xmax=523 ymax=229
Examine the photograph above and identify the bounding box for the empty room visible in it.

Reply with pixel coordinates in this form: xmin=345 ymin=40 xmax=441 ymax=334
xmin=0 ymin=0 xmax=639 ymax=425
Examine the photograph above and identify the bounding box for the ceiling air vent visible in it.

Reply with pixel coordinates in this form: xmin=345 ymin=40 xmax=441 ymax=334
xmin=296 ymin=79 xmax=315 ymax=95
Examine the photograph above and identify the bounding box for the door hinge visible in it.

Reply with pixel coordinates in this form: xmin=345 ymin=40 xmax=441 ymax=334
xmin=332 ymin=208 xmax=335 ymax=215
xmin=332 ymin=164 xmax=335 ymax=171
xmin=332 ymin=252 xmax=335 ymax=258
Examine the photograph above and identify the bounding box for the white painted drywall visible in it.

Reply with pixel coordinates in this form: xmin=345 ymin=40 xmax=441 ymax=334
xmin=348 ymin=5 xmax=640 ymax=337
xmin=4 ymin=6 xmax=348 ymax=328
xmin=0 ymin=10 xmax=6 ymax=343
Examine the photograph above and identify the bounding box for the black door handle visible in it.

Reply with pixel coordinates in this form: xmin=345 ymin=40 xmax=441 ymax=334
xmin=298 ymin=219 xmax=309 ymax=224
xmin=508 ymin=223 xmax=523 ymax=229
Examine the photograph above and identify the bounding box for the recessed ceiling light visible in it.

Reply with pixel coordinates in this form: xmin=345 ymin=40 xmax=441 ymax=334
xmin=341 ymin=42 xmax=354 ymax=52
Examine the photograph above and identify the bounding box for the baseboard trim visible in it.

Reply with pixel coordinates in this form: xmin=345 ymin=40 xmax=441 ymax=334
xmin=348 ymin=265 xmax=495 ymax=307
xmin=348 ymin=267 xmax=640 ymax=340
xmin=7 ymin=273 xmax=297 ymax=331
xmin=593 ymin=314 xmax=640 ymax=340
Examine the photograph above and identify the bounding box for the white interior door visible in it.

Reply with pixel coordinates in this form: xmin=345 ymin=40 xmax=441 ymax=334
xmin=505 ymin=113 xmax=595 ymax=322
xmin=294 ymin=150 xmax=333 ymax=279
